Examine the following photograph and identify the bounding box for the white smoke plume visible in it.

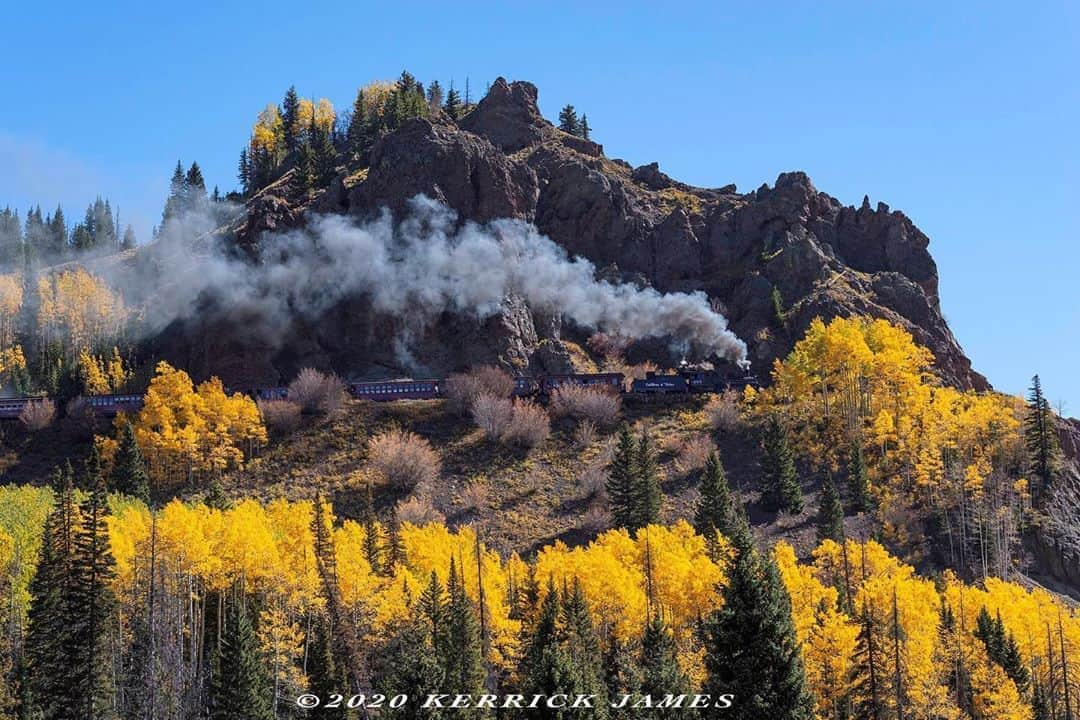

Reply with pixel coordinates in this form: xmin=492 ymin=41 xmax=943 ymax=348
xmin=135 ymin=195 xmax=747 ymax=365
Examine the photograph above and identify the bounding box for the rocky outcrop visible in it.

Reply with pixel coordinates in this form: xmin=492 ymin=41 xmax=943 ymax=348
xmin=180 ymin=76 xmax=986 ymax=389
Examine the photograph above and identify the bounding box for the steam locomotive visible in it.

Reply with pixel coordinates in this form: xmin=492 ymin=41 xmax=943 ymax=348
xmin=0 ymin=366 xmax=759 ymax=419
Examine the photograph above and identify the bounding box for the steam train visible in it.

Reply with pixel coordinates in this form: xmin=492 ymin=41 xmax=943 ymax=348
xmin=0 ymin=367 xmax=759 ymax=420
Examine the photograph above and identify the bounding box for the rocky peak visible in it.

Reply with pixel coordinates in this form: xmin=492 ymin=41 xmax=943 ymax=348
xmin=459 ymin=77 xmax=553 ymax=153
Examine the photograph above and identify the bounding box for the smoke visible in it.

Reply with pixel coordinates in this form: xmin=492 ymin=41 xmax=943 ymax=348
xmin=133 ymin=195 xmax=746 ymax=366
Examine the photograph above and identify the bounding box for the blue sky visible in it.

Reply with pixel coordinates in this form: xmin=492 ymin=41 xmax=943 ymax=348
xmin=1 ymin=1 xmax=1076 ymax=411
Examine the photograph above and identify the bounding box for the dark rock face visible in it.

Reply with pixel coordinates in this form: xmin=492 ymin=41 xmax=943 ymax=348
xmin=190 ymin=76 xmax=986 ymax=390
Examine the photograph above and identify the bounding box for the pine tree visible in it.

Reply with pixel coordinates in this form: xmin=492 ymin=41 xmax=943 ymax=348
xmin=702 ymin=514 xmax=814 ymax=720
xmin=518 ymin=578 xmax=575 ymax=719
xmin=296 ymin=140 xmax=316 ymax=195
xmin=1025 ymin=374 xmax=1060 ymax=501
xmin=120 ymin=225 xmax=136 ymax=250
xmin=312 ymin=120 xmax=339 ymax=188
xmin=426 ymin=80 xmax=444 ymax=110
xmin=817 ymin=474 xmax=845 ymax=543
xmin=442 ymin=560 xmax=487 ymax=715
xmin=694 ymin=450 xmax=735 ymax=542
xmin=345 ymin=88 xmax=370 ymax=162
xmin=580 ymin=114 xmax=591 ymax=140
xmin=109 ymin=422 xmax=150 ymax=503
xmin=307 ymin=615 xmax=351 ymax=719
xmin=211 ymin=597 xmax=273 ymax=720
xmin=162 ymin=160 xmax=186 ymax=224
xmin=22 ymin=467 xmax=77 ymax=720
xmin=281 ymin=86 xmax=301 ymax=152
xmin=639 ymin=613 xmax=689 ymax=719
xmin=0 ymin=207 xmax=22 ymax=267
xmin=67 ymin=449 xmax=118 ymax=719
xmin=185 ymin=162 xmax=208 ymax=210
xmin=634 ymin=430 xmax=662 ymax=530
xmin=558 ymin=579 xmax=608 ymax=718
xmin=238 ymin=147 xmax=251 ymax=195
xmin=443 ymin=82 xmax=462 ymax=120
xmin=761 ymin=416 xmax=802 ymax=513
xmin=848 ymin=441 xmax=872 ymax=512
xmin=376 ymin=610 xmax=444 ymax=719
xmin=607 ymin=425 xmax=638 ymax=530
xmin=851 ymin=598 xmax=887 ymax=720
xmin=558 ymin=104 xmax=580 ymax=135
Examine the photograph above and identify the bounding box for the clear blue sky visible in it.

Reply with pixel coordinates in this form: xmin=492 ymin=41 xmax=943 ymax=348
xmin=1 ymin=2 xmax=1077 ymax=411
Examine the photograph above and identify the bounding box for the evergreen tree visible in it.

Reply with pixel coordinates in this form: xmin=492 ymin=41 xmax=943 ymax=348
xmin=345 ymin=88 xmax=370 ymax=162
xmin=376 ymin=611 xmax=444 ymax=719
xmin=120 ymin=225 xmax=136 ymax=250
xmin=558 ymin=104 xmax=580 ymax=135
xmin=1025 ymin=374 xmax=1060 ymax=500
xmin=518 ymin=578 xmax=574 ymax=719
xmin=694 ymin=450 xmax=735 ymax=542
xmin=185 ymin=162 xmax=208 ymax=211
xmin=22 ymin=467 xmax=77 ymax=720
xmin=238 ymin=147 xmax=251 ymax=195
xmin=848 ymin=441 xmax=872 ymax=512
xmin=210 ymin=597 xmax=273 ymax=720
xmin=761 ymin=416 xmax=802 ymax=514
xmin=602 ymin=634 xmax=639 ymax=708
xmin=281 ymin=86 xmax=301 ymax=152
xmin=443 ymin=82 xmax=462 ymax=120
xmin=296 ymin=140 xmax=316 ymax=194
xmin=634 ymin=430 xmax=662 ymax=530
xmin=701 ymin=514 xmax=814 ymax=720
xmin=361 ymin=480 xmax=382 ymax=573
xmin=638 ymin=613 xmax=689 ymax=719
xmin=580 ymin=114 xmax=591 ymax=140
xmin=67 ymin=449 xmax=118 ymax=719
xmin=559 ymin=579 xmax=608 ymax=718
xmin=0 ymin=207 xmax=21 ymax=267
xmin=442 ymin=560 xmax=487 ymax=715
xmin=312 ymin=119 xmax=339 ymax=187
xmin=307 ymin=615 xmax=352 ymax=719
xmin=817 ymin=474 xmax=845 ymax=543
xmin=109 ymin=422 xmax=150 ymax=503
xmin=161 ymin=160 xmax=187 ymax=224
xmin=47 ymin=205 xmax=68 ymax=258
xmin=607 ymin=425 xmax=638 ymax=530
xmin=426 ymin=80 xmax=444 ymax=110
xmin=851 ymin=598 xmax=887 ymax=720
xmin=1032 ymin=680 xmax=1052 ymax=720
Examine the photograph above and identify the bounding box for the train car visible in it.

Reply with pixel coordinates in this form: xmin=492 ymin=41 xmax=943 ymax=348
xmin=0 ymin=397 xmax=39 ymax=419
xmin=350 ymin=379 xmax=442 ymax=401
xmin=539 ymin=372 xmax=625 ymax=394
xmin=630 ymin=372 xmax=688 ymax=394
xmin=512 ymin=376 xmax=540 ymax=396
xmin=251 ymin=387 xmax=289 ymax=401
xmin=84 ymin=393 xmax=145 ymax=416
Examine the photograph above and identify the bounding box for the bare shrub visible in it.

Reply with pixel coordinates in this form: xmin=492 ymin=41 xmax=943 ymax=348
xmin=579 ymin=505 xmax=611 ymax=535
xmin=19 ymin=399 xmax=56 ymax=431
xmin=587 ymin=332 xmax=630 ymax=361
xmin=502 ymin=400 xmax=551 ymax=448
xmin=459 ymin=480 xmax=489 ymax=513
xmin=550 ymin=384 xmax=621 ymax=427
xmin=574 ymin=419 xmax=598 ymax=449
xmin=472 ymin=393 xmax=515 ymax=439
xmin=258 ymin=399 xmax=302 ymax=435
xmin=446 ymin=366 xmax=515 ymax=416
xmin=62 ymin=396 xmax=99 ymax=440
xmin=366 ymin=428 xmax=441 ymax=490
xmin=674 ymin=434 xmax=715 ymax=476
xmin=288 ymin=368 xmax=347 ymax=415
xmin=577 ymin=462 xmax=607 ymax=500
xmin=395 ymin=493 xmax=445 ymax=526
xmin=473 ymin=394 xmax=550 ymax=448
xmin=705 ymin=389 xmax=743 ymax=432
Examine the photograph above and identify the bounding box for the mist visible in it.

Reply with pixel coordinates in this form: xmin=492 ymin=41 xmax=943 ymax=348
xmin=135 ymin=195 xmax=747 ymax=366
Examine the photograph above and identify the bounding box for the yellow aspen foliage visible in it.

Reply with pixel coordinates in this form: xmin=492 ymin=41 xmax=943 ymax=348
xmin=0 ymin=273 xmax=22 ymax=349
xmin=122 ymin=362 xmax=266 ymax=486
xmin=78 ymin=347 xmax=110 ymax=395
xmin=296 ymin=98 xmax=335 ymax=131
xmin=250 ymin=104 xmax=284 ymax=155
xmin=0 ymin=345 xmax=26 ymax=390
xmin=36 ymin=268 xmax=127 ymax=359
xmin=25 ymin=492 xmax=1080 ymax=720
